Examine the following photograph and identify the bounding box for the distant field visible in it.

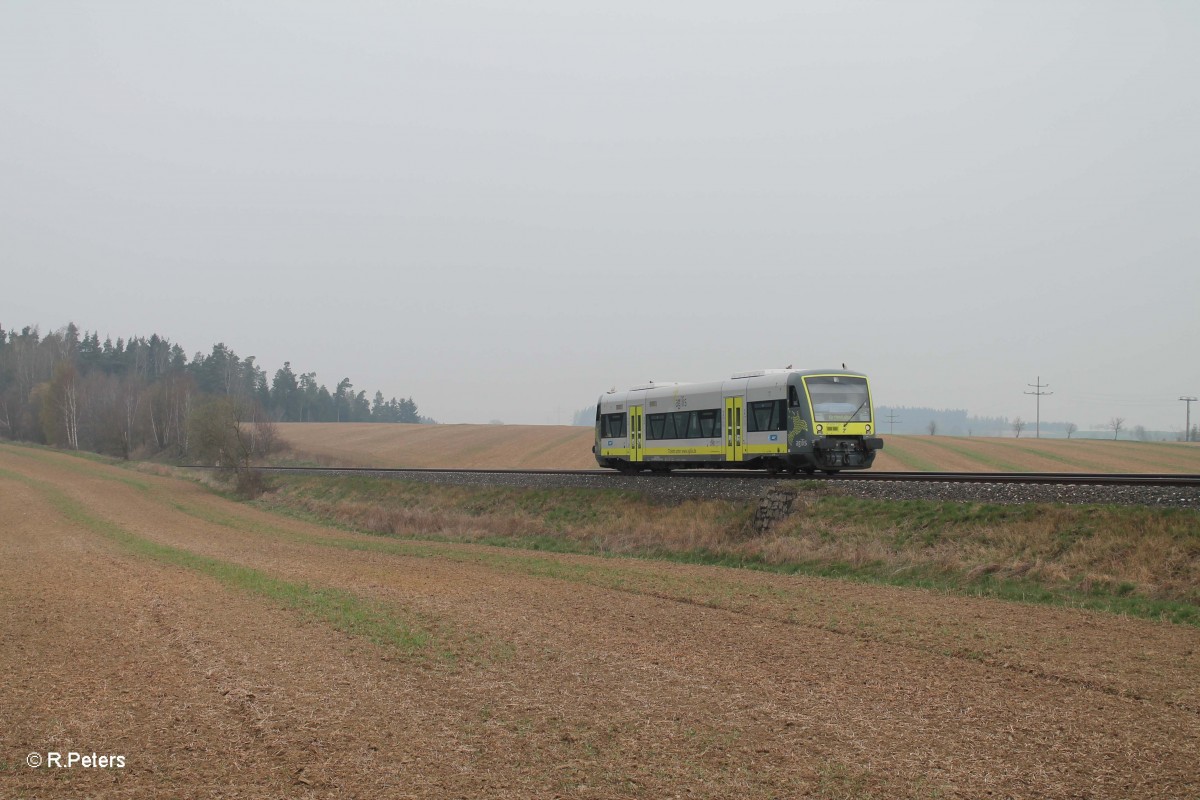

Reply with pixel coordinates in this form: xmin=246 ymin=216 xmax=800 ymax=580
xmin=277 ymin=423 xmax=1200 ymax=473
xmin=276 ymin=422 xmax=598 ymax=469
xmin=880 ymin=434 xmax=1200 ymax=473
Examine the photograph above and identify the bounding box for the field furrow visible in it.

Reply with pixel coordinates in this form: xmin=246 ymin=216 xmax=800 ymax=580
xmin=3 ymin=444 xmax=1199 ymax=798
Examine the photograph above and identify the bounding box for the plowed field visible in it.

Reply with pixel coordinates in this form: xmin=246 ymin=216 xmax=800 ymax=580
xmin=3 ymin=443 xmax=1199 ymax=798
xmin=276 ymin=423 xmax=1200 ymax=473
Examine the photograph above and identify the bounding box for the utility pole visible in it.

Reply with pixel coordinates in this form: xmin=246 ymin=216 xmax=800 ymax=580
xmin=1024 ymin=377 xmax=1052 ymax=439
xmin=1182 ymin=396 xmax=1198 ymax=442
xmin=885 ymin=411 xmax=902 ymax=435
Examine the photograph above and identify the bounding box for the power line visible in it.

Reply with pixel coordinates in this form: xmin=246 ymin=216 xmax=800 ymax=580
xmin=1182 ymin=396 xmax=1198 ymax=442
xmin=885 ymin=411 xmax=902 ymax=435
xmin=1024 ymin=376 xmax=1053 ymax=439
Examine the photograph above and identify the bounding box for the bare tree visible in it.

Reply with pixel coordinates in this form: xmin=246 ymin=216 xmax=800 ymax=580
xmin=927 ymin=420 xmax=937 ymax=436
xmin=1108 ymin=417 xmax=1126 ymax=440
xmin=244 ymin=401 xmax=280 ymax=457
xmin=1065 ymin=422 xmax=1078 ymax=439
xmin=1133 ymin=425 xmax=1149 ymax=442
xmin=167 ymin=373 xmax=194 ymax=456
xmin=117 ymin=376 xmax=143 ymax=458
xmin=40 ymin=362 xmax=81 ymax=449
xmin=62 ymin=373 xmax=80 ymax=450
xmin=1012 ymin=417 xmax=1026 ymax=438
xmin=187 ymin=396 xmax=277 ymax=497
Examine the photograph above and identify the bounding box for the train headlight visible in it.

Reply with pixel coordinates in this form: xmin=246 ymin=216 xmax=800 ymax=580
xmin=865 ymin=425 xmax=871 ymax=434
xmin=816 ymin=424 xmax=823 ymax=434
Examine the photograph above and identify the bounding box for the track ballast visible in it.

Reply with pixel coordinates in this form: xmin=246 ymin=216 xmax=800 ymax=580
xmin=196 ymin=465 xmax=1200 ymax=489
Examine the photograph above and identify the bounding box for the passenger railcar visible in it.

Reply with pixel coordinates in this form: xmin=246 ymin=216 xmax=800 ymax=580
xmin=593 ymin=368 xmax=883 ymax=474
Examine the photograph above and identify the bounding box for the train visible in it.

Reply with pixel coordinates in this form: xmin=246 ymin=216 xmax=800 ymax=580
xmin=593 ymin=368 xmax=883 ymax=474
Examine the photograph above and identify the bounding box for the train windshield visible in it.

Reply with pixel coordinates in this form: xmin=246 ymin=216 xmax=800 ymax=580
xmin=804 ymin=376 xmax=871 ymax=422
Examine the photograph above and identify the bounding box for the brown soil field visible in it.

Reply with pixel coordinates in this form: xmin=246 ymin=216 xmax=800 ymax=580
xmin=276 ymin=422 xmax=1200 ymax=473
xmin=3 ymin=443 xmax=1199 ymax=798
xmin=277 ymin=422 xmax=599 ymax=469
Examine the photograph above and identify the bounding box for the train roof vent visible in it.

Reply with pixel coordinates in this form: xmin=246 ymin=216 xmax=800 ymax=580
xmin=731 ymin=369 xmax=792 ymax=380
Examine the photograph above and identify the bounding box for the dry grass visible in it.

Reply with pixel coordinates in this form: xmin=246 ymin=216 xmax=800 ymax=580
xmin=773 ymin=499 xmax=1200 ymax=604
xmin=268 ymin=477 xmax=748 ymax=557
xmin=258 ymin=475 xmax=1200 ymax=620
xmin=276 ymin=422 xmax=1200 ymax=473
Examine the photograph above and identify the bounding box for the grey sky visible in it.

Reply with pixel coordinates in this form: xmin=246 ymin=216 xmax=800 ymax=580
xmin=3 ymin=2 xmax=1198 ymax=430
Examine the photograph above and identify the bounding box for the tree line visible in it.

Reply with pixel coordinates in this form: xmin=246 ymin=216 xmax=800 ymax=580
xmin=0 ymin=322 xmax=432 ymax=460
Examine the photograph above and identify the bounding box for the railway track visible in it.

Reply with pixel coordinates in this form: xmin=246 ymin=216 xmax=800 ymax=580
xmin=192 ymin=465 xmax=1200 ymax=488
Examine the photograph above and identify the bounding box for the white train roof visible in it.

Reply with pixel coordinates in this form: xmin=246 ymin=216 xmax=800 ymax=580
xmin=599 ymin=368 xmax=867 ymax=411
xmin=607 ymin=368 xmax=862 ymax=394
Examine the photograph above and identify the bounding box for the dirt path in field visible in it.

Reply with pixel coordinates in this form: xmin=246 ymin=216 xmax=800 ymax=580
xmin=3 ymin=445 xmax=1199 ymax=798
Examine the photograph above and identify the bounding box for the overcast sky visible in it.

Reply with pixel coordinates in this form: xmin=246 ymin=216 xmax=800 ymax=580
xmin=3 ymin=2 xmax=1198 ymax=430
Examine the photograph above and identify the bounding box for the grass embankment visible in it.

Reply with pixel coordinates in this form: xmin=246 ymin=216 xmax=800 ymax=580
xmin=253 ymin=475 xmax=1200 ymax=625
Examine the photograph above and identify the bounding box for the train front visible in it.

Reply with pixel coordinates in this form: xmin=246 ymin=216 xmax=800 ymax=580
xmin=789 ymin=372 xmax=884 ymax=473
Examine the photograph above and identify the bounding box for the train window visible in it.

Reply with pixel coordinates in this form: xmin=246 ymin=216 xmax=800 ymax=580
xmin=805 ymin=376 xmax=870 ymax=422
xmin=788 ymin=386 xmax=801 ymax=408
xmin=636 ymin=409 xmax=724 ymax=439
xmin=655 ymin=412 xmax=722 ymax=440
xmin=697 ymin=409 xmax=721 ymax=438
xmin=674 ymin=411 xmax=698 ymax=438
xmin=601 ymin=413 xmax=625 ymax=438
xmin=646 ymin=414 xmax=667 ymax=440
xmin=747 ymin=400 xmax=786 ymax=432
xmin=661 ymin=413 xmax=678 ymax=439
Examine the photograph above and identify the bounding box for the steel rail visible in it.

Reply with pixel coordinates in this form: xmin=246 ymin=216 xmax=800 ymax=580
xmin=181 ymin=465 xmax=1200 ymax=488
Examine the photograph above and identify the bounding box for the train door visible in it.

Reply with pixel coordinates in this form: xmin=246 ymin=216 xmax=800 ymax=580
xmin=629 ymin=405 xmax=644 ymax=462
xmin=724 ymin=396 xmax=743 ymax=462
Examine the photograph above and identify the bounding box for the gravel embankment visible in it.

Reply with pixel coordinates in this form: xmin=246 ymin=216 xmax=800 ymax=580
xmin=828 ymin=479 xmax=1200 ymax=508
xmin=337 ymin=469 xmax=1200 ymax=508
